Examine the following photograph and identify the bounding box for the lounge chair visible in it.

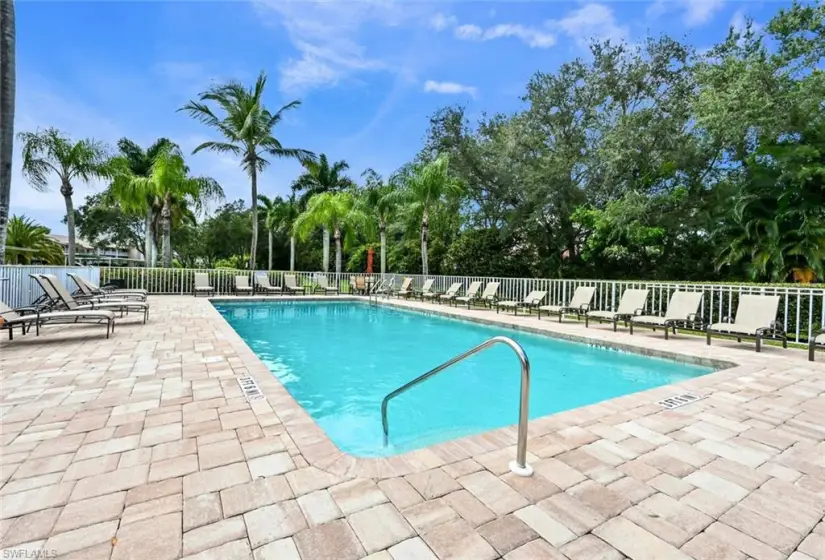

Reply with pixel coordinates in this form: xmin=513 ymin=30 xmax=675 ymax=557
xmin=706 ymin=294 xmax=786 ymax=352
xmin=415 ymin=278 xmax=439 ymax=301
xmin=315 ymin=275 xmax=340 ymax=295
xmin=538 ymin=286 xmax=595 ymax=322
xmin=585 ymin=289 xmax=649 ymax=331
xmin=374 ymin=278 xmax=395 ymax=298
xmin=394 ymin=278 xmax=413 ymax=299
xmin=438 ymin=283 xmax=463 ymax=305
xmin=37 ymin=274 xmax=149 ymax=324
xmin=68 ymin=273 xmax=147 ymax=301
xmin=255 ymin=274 xmax=282 ymax=295
xmin=630 ymin=291 xmax=704 ymax=339
xmin=1 ymin=301 xmax=115 ymax=340
xmin=454 ymin=281 xmax=482 ymax=308
xmin=193 ymin=273 xmax=214 ymax=297
xmin=496 ymin=290 xmax=547 ymax=316
xmin=284 ymin=274 xmax=306 ymax=295
xmin=810 ymin=329 xmax=824 ymax=361
xmin=468 ymin=282 xmax=500 ymax=309
xmin=234 ymin=276 xmax=254 ymax=296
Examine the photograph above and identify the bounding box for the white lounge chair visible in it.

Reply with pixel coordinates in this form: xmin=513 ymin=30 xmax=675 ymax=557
xmin=810 ymin=330 xmax=825 ymax=361
xmin=454 ymin=281 xmax=482 ymax=308
xmin=416 ymin=279 xmax=436 ymax=301
xmin=255 ymin=274 xmax=282 ymax=295
xmin=630 ymin=291 xmax=704 ymax=339
xmin=315 ymin=275 xmax=340 ymax=295
xmin=234 ymin=276 xmax=254 ymax=296
xmin=1 ymin=301 xmax=115 ymax=340
xmin=495 ymin=290 xmax=547 ymax=316
xmin=585 ymin=289 xmax=649 ymax=331
xmin=438 ymin=282 xmax=464 ymax=305
xmin=706 ymin=294 xmax=786 ymax=352
xmin=538 ymin=286 xmax=595 ymax=322
xmin=193 ymin=273 xmax=214 ymax=297
xmin=36 ymin=275 xmax=149 ymax=324
xmin=394 ymin=277 xmax=413 ymax=299
xmin=283 ymin=274 xmax=306 ymax=295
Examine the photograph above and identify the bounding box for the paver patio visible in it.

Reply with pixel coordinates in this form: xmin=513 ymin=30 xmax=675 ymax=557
xmin=1 ymin=295 xmax=824 ymax=560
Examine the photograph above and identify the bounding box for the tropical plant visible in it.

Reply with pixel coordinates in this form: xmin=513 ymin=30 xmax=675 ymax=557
xmin=17 ymin=128 xmax=110 ymax=265
xmin=360 ymin=168 xmax=398 ymax=274
xmin=393 ymin=155 xmax=461 ymax=275
xmin=291 ymin=154 xmax=355 ymax=271
xmin=0 ymin=0 xmax=14 ymax=265
xmin=110 ymin=144 xmax=223 ymax=267
xmin=110 ymin=138 xmax=176 ymax=266
xmin=4 ymin=214 xmax=64 ymax=264
xmin=257 ymin=194 xmax=281 ymax=271
xmin=274 ymin=194 xmax=300 ymax=271
xmin=293 ymin=191 xmax=370 ymax=273
xmin=180 ymin=71 xmax=314 ymax=270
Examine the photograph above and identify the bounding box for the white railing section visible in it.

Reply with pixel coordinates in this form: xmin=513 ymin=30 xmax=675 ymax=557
xmin=1 ymin=265 xmax=822 ymax=344
xmin=0 ymin=266 xmax=100 ymax=309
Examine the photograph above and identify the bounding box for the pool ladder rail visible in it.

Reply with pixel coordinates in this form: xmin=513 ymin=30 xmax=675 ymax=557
xmin=380 ymin=336 xmax=533 ymax=477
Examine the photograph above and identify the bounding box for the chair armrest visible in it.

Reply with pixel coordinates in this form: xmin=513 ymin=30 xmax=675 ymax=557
xmin=633 ymin=308 xmax=645 ymax=316
xmin=579 ymin=303 xmax=591 ymax=312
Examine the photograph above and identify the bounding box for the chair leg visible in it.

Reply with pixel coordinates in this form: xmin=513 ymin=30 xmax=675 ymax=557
xmin=706 ymin=329 xmax=712 ymax=346
xmin=630 ymin=322 xmax=634 ymax=335
xmin=664 ymin=325 xmax=669 ymax=340
xmin=755 ymin=335 xmax=762 ymax=352
xmin=810 ymin=342 xmax=816 ymax=362
xmin=613 ymin=320 xmax=617 ymax=332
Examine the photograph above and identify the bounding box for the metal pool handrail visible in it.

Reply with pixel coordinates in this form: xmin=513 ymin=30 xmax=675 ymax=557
xmin=380 ymin=336 xmax=533 ymax=476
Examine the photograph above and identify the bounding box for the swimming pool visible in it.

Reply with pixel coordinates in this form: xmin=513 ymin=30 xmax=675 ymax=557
xmin=214 ymin=300 xmax=714 ymax=457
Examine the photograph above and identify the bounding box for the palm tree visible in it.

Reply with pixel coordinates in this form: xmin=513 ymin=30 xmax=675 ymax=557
xmin=360 ymin=168 xmax=398 ymax=275
xmin=291 ymin=154 xmax=355 ymax=271
xmin=180 ymin=71 xmax=314 ymax=270
xmin=275 ymin=194 xmax=300 ymax=271
xmin=4 ymin=215 xmax=64 ymax=264
xmin=293 ymin=192 xmax=370 ymax=273
xmin=0 ymin=0 xmax=15 ymax=265
xmin=394 ymin=155 xmax=460 ymax=275
xmin=110 ymin=138 xmax=176 ymax=266
xmin=257 ymin=194 xmax=280 ymax=270
xmin=111 ymin=144 xmax=223 ymax=267
xmin=17 ymin=128 xmax=110 ymax=265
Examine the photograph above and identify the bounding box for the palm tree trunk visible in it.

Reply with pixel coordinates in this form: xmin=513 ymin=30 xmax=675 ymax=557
xmin=322 ymin=226 xmax=330 ymax=272
xmin=144 ymin=210 xmax=153 ymax=268
xmin=421 ymin=209 xmax=429 ymax=276
xmin=61 ymin=180 xmax=76 ymax=265
xmin=268 ymin=229 xmax=273 ymax=271
xmin=161 ymin=195 xmax=172 ymax=268
xmin=290 ymin=235 xmax=295 ymax=271
xmin=0 ymin=0 xmax=14 ymax=266
xmin=249 ymin=166 xmax=258 ymax=270
xmin=379 ymin=224 xmax=386 ymax=275
xmin=334 ymin=227 xmax=342 ymax=273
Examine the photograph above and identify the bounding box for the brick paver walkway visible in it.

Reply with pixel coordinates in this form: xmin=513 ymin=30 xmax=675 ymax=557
xmin=1 ymin=295 xmax=824 ymax=560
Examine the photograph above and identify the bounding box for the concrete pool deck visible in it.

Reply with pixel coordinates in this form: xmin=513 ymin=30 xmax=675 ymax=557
xmin=0 ymin=295 xmax=822 ymax=560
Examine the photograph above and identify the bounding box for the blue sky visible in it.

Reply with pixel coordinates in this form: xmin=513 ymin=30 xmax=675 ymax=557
xmin=12 ymin=0 xmax=785 ymax=235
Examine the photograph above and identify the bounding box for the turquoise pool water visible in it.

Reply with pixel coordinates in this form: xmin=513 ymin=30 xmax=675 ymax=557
xmin=214 ymin=300 xmax=713 ymax=457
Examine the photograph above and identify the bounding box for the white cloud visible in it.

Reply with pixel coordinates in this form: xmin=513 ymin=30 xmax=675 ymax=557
xmin=430 ymin=12 xmax=457 ymax=31
xmin=647 ymin=0 xmax=724 ymax=27
xmin=550 ymin=3 xmax=628 ymax=48
xmin=423 ymin=80 xmax=478 ymax=98
xmin=454 ymin=22 xmax=556 ymax=48
xmin=253 ymin=0 xmax=433 ymax=94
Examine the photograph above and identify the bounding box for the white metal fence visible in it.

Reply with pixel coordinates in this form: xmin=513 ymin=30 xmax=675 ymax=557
xmin=2 ymin=265 xmax=822 ymax=343
xmin=0 ymin=266 xmax=100 ymax=309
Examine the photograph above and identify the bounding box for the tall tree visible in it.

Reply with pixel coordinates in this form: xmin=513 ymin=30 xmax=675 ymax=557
xmin=395 ymin=155 xmax=460 ymax=276
xmin=0 ymin=0 xmax=14 ymax=265
xmin=293 ymin=191 xmax=369 ymax=273
xmin=275 ymin=194 xmax=299 ymax=271
xmin=180 ymin=71 xmax=314 ymax=270
xmin=257 ymin=194 xmax=280 ymax=270
xmin=291 ymin=154 xmax=354 ymax=271
xmin=111 ymin=144 xmax=223 ymax=267
xmin=17 ymin=128 xmax=110 ymax=265
xmin=360 ymin=168 xmax=398 ymax=275
xmin=112 ymin=138 xmax=176 ymax=266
